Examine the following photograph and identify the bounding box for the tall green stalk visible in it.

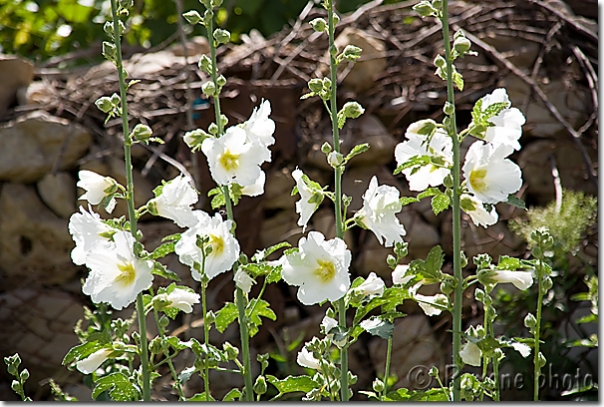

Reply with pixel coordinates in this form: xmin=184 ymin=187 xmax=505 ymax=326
xmin=382 ymin=338 xmax=393 ymax=399
xmin=201 ymin=279 xmax=211 ymax=401
xmin=205 ymin=11 xmax=254 ymax=401
xmin=325 ymin=0 xmax=348 ymax=401
xmin=109 ymin=0 xmax=150 ymax=400
xmin=439 ymin=0 xmax=462 ymax=400
xmin=533 ymin=261 xmax=545 ymax=401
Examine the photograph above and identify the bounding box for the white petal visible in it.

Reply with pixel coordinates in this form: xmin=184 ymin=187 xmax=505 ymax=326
xmin=76 ymin=348 xmax=112 ymax=374
xmin=460 ymin=342 xmax=482 ymax=367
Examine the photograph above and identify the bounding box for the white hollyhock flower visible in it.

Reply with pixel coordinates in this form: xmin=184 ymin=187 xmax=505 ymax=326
xmin=414 ymin=293 xmax=449 ymax=316
xmin=234 ymin=269 xmax=256 ymax=295
xmin=320 ymin=314 xmax=347 ymax=347
xmin=355 ymin=272 xmax=386 ymax=297
xmin=394 ymin=122 xmax=452 ymax=191
xmin=240 ymin=99 xmax=275 ymax=163
xmin=76 ymin=348 xmax=113 ymax=374
xmin=68 ymin=206 xmax=115 ymax=266
xmin=201 ymin=126 xmax=264 ymax=187
xmin=164 ymin=287 xmax=200 ymax=313
xmin=240 ymin=171 xmax=266 ymax=197
xmin=292 ymin=168 xmax=321 ymax=232
xmin=281 ymin=231 xmax=351 ymax=305
xmin=82 ymin=231 xmax=154 ymax=310
xmin=148 ymin=174 xmax=198 ymax=228
xmin=175 ymin=211 xmax=240 ymax=281
xmin=478 ymin=88 xmax=525 ymax=151
xmin=460 ymin=342 xmax=482 ymax=367
xmin=77 ymin=170 xmax=117 ymax=213
xmin=460 ymin=194 xmax=498 ymax=227
xmin=297 ymin=344 xmax=322 ymax=370
xmin=392 ymin=264 xmax=413 ymax=285
xmin=355 ymin=176 xmax=406 ymax=247
xmin=462 ymin=141 xmax=522 ymax=204
xmin=484 ymin=269 xmax=534 ymax=291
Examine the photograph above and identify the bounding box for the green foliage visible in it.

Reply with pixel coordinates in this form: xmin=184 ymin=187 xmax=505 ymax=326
xmin=509 ymin=190 xmax=597 ymax=259
xmin=92 ymin=372 xmax=140 ymax=401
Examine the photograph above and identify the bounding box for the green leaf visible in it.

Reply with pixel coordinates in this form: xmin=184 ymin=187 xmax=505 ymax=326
xmin=337 ymin=110 xmax=347 ymax=129
xmin=496 ymin=255 xmax=522 ymax=271
xmin=400 ymin=196 xmax=420 ymax=206
xmin=215 ymin=303 xmax=238 ymax=333
xmin=393 ymin=155 xmax=430 ymax=175
xmin=453 ymin=71 xmax=464 ymax=91
xmin=252 ymin=241 xmax=291 ymax=262
xmin=92 ymin=372 xmax=139 ymax=401
xmin=417 ymin=187 xmax=441 ymax=200
xmin=222 ymin=388 xmax=241 ymax=401
xmin=360 ymin=316 xmax=394 ymax=339
xmin=266 ymin=375 xmax=319 ymax=394
xmin=385 ymin=387 xmax=448 ymax=401
xmin=165 ymin=336 xmax=193 ymax=352
xmin=247 ymin=299 xmax=277 ymax=337
xmin=151 ymin=262 xmax=181 ymax=282
xmin=208 ymin=187 xmax=226 ymax=209
xmin=149 ymin=241 xmax=175 ymax=260
xmin=188 ymin=392 xmax=216 ymax=401
xmin=353 ymin=286 xmax=411 ymax=325
xmin=62 ymin=341 xmax=104 ymax=366
xmin=506 ymin=194 xmax=526 ymax=210
xmin=345 ymin=143 xmax=370 ymax=162
xmin=483 ymin=101 xmax=509 ymax=120
xmin=267 ymin=267 xmax=282 ymax=284
xmin=431 ymin=193 xmax=450 ymax=215
xmin=178 ymin=366 xmax=196 ymax=385
xmin=424 ymin=245 xmax=445 ymax=279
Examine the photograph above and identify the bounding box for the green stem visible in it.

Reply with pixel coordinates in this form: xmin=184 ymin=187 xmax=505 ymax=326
xmin=440 ymin=0 xmax=462 ymax=400
xmin=534 ymin=260 xmax=545 ymax=401
xmin=151 ymin=304 xmax=185 ymax=400
xmin=326 ymin=0 xmax=348 ymax=401
xmin=202 ymin=279 xmax=211 ymax=401
xmin=479 ymin=302 xmax=489 ymax=401
xmin=382 ymin=337 xmax=393 ymax=399
xmin=109 ymin=0 xmax=150 ymax=400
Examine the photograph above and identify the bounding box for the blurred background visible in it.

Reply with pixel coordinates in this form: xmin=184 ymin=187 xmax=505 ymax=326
xmin=0 ymin=0 xmax=598 ymax=401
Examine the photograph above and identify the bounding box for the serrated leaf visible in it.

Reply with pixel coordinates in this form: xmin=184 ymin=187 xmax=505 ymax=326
xmin=247 ymin=299 xmax=277 ymax=337
xmin=92 ymin=372 xmax=139 ymax=401
xmin=337 ymin=111 xmax=347 ymax=129
xmin=215 ymin=302 xmax=238 ymax=333
xmin=165 ymin=336 xmax=193 ymax=351
xmin=161 ymin=233 xmax=181 ymax=243
xmin=506 ymin=194 xmax=526 ymax=210
xmin=149 ymin=242 xmax=175 ymax=260
xmin=222 ymin=388 xmax=241 ymax=401
xmin=417 ymin=187 xmax=441 ymax=200
xmin=353 ymin=286 xmax=411 ymax=325
xmin=360 ymin=317 xmax=394 ymax=339
xmin=453 ymin=71 xmax=464 ymax=91
xmin=400 ymin=196 xmax=420 ymax=206
xmin=240 ymin=263 xmax=275 ymax=278
xmin=188 ymin=392 xmax=216 ymax=401
xmin=483 ymin=101 xmax=509 ymax=120
xmin=386 ymin=388 xmax=448 ymax=401
xmin=393 ymin=155 xmax=430 ymax=175
xmin=151 ymin=262 xmax=180 ymax=282
xmin=424 ymin=245 xmax=445 ymax=279
xmin=266 ymin=375 xmax=319 ymax=394
xmin=496 ymin=255 xmax=522 ymax=271
xmin=267 ymin=267 xmax=282 ymax=284
xmin=431 ymin=193 xmax=450 ymax=215
xmin=252 ymin=241 xmax=291 ymax=262
xmin=229 ymin=183 xmax=243 ymax=206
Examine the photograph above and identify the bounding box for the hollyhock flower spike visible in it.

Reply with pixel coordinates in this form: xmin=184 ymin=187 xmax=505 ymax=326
xmin=462 ymin=141 xmax=522 ymax=204
xmin=281 ymin=231 xmax=351 ymax=305
xmin=355 ymin=176 xmax=406 ymax=247
xmin=174 ymin=211 xmax=240 ymax=281
xmin=240 ymin=99 xmax=275 ymax=162
xmin=82 ymin=231 xmax=154 ymax=310
xmin=147 ymin=174 xmax=198 ymax=228
xmin=476 ymin=88 xmax=526 ymax=151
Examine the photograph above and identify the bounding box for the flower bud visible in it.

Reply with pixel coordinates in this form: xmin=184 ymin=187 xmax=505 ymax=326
xmin=333 ymin=13 xmax=340 ymax=25
xmin=322 ymin=77 xmax=332 ymax=90
xmin=538 ymin=352 xmax=547 ymax=368
xmin=542 ymin=276 xmax=553 ymax=293
xmin=308 ymin=78 xmax=323 ymax=93
xmin=202 ymin=81 xmax=216 ymax=97
xmin=321 ymin=141 xmax=332 ymax=154
xmin=310 ymin=18 xmax=327 ymax=32
xmin=220 ymin=114 xmax=228 ymax=127
xmin=372 ymin=378 xmax=385 ymax=393
xmin=103 ymin=21 xmax=114 ymax=37
xmin=413 ymin=1 xmax=437 ymax=17
xmin=159 ymin=315 xmax=170 ymax=329
xmin=102 ymin=41 xmax=116 ymax=59
xmin=428 ymin=366 xmax=439 ymax=377
xmin=198 ymin=54 xmax=212 ymax=74
xmin=524 ymin=313 xmax=536 ymax=331
xmin=223 ymin=342 xmax=239 ymax=360
xmin=149 ymin=337 xmax=163 ymax=354
xmin=208 ymin=123 xmax=219 ymax=135
xmin=131 ymin=124 xmax=153 ymax=142
xmin=205 ymin=310 xmax=216 ymax=326
xmin=19 ymin=369 xmax=29 ymax=382
xmin=328 ymin=151 xmax=344 ymax=168
xmin=182 ymin=10 xmax=202 ymax=25
xmin=11 ymin=380 xmax=21 ymax=394
xmin=342 ymin=101 xmax=365 ymax=119
xmin=211 ymin=0 xmax=223 ymax=7
xmin=454 ymin=36 xmax=472 ymax=54
xmin=341 ymin=45 xmax=362 ymax=62
xmin=202 ymin=10 xmax=213 ymax=27
xmin=216 ymin=74 xmax=227 ymax=87
xmin=95 ymin=96 xmax=113 ymax=113
xmin=253 ymin=376 xmax=267 ymax=395
xmin=184 ymin=129 xmax=209 ymax=149
xmin=434 ymin=54 xmax=446 ymax=68
xmin=213 ymin=29 xmax=231 ymax=45
xmin=443 ymin=101 xmax=455 ymax=116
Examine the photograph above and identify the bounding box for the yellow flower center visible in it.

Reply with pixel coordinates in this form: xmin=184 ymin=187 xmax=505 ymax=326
xmin=219 ymin=150 xmax=240 ymax=171
xmin=116 ymin=262 xmax=136 ymax=287
xmin=210 ymin=234 xmax=225 ymax=256
xmin=314 ymin=260 xmax=336 ymax=283
xmin=469 ymin=168 xmax=488 ymax=193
